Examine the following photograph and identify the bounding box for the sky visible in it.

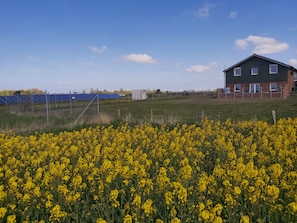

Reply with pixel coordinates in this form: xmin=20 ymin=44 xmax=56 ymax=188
xmin=1 ymin=0 xmax=297 ymax=93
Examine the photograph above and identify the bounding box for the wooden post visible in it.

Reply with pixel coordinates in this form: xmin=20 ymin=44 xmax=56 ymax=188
xmin=150 ymin=109 xmax=153 ymax=122
xmin=272 ymin=110 xmax=276 ymax=124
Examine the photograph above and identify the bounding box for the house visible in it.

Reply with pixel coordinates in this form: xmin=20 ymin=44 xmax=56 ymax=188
xmin=217 ymin=54 xmax=297 ymax=99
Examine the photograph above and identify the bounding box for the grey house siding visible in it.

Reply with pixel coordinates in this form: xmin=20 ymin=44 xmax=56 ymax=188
xmin=225 ymin=56 xmax=288 ymax=84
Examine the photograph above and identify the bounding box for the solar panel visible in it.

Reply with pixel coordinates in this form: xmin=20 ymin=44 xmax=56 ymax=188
xmin=0 ymin=93 xmax=121 ymax=105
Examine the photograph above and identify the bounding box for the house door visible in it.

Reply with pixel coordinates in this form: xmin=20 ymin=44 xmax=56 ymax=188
xmin=249 ymin=83 xmax=260 ymax=93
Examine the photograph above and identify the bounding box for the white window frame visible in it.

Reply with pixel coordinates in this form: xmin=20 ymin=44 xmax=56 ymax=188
xmin=249 ymin=83 xmax=260 ymax=93
xmin=234 ymin=67 xmax=241 ymax=76
xmin=270 ymin=83 xmax=277 ymax=92
xmin=269 ymin=64 xmax=278 ymax=74
xmin=234 ymin=84 xmax=241 ymax=92
xmin=251 ymin=67 xmax=258 ymax=75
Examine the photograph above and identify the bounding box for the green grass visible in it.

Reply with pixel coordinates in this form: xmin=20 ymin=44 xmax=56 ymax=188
xmin=1 ymin=92 xmax=297 ymax=133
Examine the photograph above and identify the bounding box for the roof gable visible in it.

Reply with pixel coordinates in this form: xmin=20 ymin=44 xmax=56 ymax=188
xmin=223 ymin=54 xmax=297 ymax=72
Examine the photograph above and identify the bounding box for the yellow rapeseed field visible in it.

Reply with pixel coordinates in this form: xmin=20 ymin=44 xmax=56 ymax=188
xmin=1 ymin=118 xmax=297 ymax=222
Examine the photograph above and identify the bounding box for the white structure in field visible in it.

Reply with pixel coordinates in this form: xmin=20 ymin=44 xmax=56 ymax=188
xmin=132 ymin=90 xmax=147 ymax=100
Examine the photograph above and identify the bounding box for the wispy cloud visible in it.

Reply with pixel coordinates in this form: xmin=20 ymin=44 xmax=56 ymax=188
xmin=289 ymin=59 xmax=297 ymax=66
xmin=88 ymin=45 xmax=108 ymax=53
xmin=235 ymin=35 xmax=289 ymax=54
xmin=185 ymin=61 xmax=218 ymax=73
xmin=289 ymin=26 xmax=297 ymax=31
xmin=195 ymin=3 xmax=216 ymax=18
xmin=229 ymin=11 xmax=237 ymax=19
xmin=121 ymin=53 xmax=156 ymax=64
xmin=175 ymin=62 xmax=181 ymax=68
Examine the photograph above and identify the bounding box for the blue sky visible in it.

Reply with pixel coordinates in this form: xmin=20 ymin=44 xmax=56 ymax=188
xmin=1 ymin=0 xmax=297 ymax=93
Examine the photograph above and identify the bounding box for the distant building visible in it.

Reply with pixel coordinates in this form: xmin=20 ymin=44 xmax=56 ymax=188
xmin=218 ymin=54 xmax=297 ymax=99
xmin=132 ymin=90 xmax=147 ymax=100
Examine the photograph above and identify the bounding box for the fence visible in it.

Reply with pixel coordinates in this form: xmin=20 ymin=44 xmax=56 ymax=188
xmin=217 ymin=87 xmax=283 ymax=99
xmin=0 ymin=93 xmax=121 ymax=106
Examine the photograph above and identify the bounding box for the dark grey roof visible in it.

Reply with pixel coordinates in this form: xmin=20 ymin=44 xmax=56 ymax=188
xmin=223 ymin=54 xmax=297 ymax=72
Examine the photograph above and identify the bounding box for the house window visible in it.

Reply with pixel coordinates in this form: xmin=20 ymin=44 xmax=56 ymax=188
xmin=234 ymin=67 xmax=241 ymax=76
xmin=251 ymin=67 xmax=258 ymax=75
xmin=249 ymin=83 xmax=260 ymax=93
xmin=269 ymin=64 xmax=278 ymax=74
xmin=270 ymin=83 xmax=277 ymax=91
xmin=234 ymin=84 xmax=241 ymax=92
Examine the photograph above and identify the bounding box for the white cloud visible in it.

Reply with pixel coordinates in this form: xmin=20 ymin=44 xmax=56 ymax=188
xmin=88 ymin=45 xmax=108 ymax=53
xmin=289 ymin=59 xmax=297 ymax=66
xmin=121 ymin=54 xmax=156 ymax=64
xmin=186 ymin=65 xmax=209 ymax=73
xmin=185 ymin=61 xmax=218 ymax=73
xmin=235 ymin=35 xmax=289 ymax=54
xmin=195 ymin=3 xmax=216 ymax=18
xmin=229 ymin=11 xmax=237 ymax=19
xmin=235 ymin=39 xmax=248 ymax=49
xmin=209 ymin=61 xmax=218 ymax=67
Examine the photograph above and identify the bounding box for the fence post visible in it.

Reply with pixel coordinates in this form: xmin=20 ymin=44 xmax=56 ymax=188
xmin=272 ymin=110 xmax=276 ymax=124
xmin=70 ymin=91 xmax=72 ymax=116
xmin=31 ymin=92 xmax=34 ymax=112
xmin=150 ymin=109 xmax=153 ymax=122
xmin=97 ymin=89 xmax=100 ymax=117
xmin=45 ymin=91 xmax=49 ymax=125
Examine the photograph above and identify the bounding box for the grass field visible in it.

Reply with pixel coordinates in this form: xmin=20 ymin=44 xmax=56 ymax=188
xmin=1 ymin=92 xmax=297 ymax=133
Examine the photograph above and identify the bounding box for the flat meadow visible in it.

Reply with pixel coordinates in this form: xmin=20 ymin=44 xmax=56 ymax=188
xmin=1 ymin=93 xmax=297 ymax=222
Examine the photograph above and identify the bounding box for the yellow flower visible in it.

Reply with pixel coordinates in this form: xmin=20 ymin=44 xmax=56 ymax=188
xmin=199 ymin=210 xmax=210 ymax=220
xmin=96 ymin=218 xmax=107 ymax=223
xmin=0 ymin=207 xmax=7 ymax=218
xmin=170 ymin=206 xmax=177 ymax=217
xmin=109 ymin=189 xmax=119 ymax=200
xmin=50 ymin=205 xmax=67 ymax=221
xmin=123 ymin=214 xmax=132 ymax=223
xmin=109 ymin=189 xmax=120 ymax=207
xmin=170 ymin=217 xmax=181 ymax=223
xmin=141 ymin=199 xmax=154 ymax=216
xmin=240 ymin=215 xmax=250 ymax=223
xmin=197 ymin=202 xmax=205 ymax=212
xmin=6 ymin=215 xmax=16 ymax=223
xmin=225 ymin=193 xmax=236 ymax=206
xmin=288 ymin=202 xmax=297 ymax=213
xmin=0 ymin=185 xmax=7 ymax=202
xmin=132 ymin=194 xmax=141 ymax=208
xmin=265 ymin=185 xmax=280 ymax=200
xmin=46 ymin=200 xmax=53 ymax=208
xmin=233 ymin=186 xmax=242 ymax=196
xmin=213 ymin=216 xmax=223 ymax=223
xmin=71 ymin=174 xmax=83 ymax=188
xmin=8 ymin=204 xmax=16 ymax=211
xmin=156 ymin=167 xmax=170 ymax=190
xmin=165 ymin=191 xmax=173 ymax=207
xmin=213 ymin=203 xmax=223 ymax=216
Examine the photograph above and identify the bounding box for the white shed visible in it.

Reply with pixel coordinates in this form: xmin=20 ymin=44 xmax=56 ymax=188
xmin=132 ymin=90 xmax=147 ymax=100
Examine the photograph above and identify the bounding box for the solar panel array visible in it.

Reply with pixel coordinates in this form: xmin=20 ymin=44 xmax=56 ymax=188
xmin=0 ymin=93 xmax=121 ymax=105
